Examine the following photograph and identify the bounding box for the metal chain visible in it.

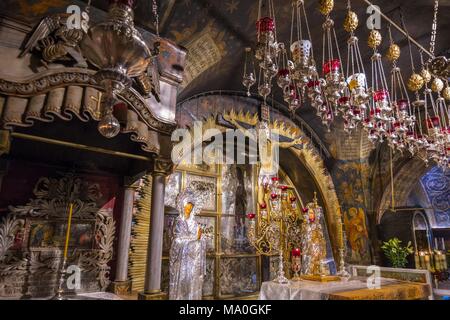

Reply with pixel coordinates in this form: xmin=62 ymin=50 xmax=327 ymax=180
xmin=85 ymin=0 xmax=92 ymax=14
xmin=429 ymin=0 xmax=439 ymax=56
xmin=400 ymin=11 xmax=416 ymax=72
xmin=152 ymin=0 xmax=160 ymax=38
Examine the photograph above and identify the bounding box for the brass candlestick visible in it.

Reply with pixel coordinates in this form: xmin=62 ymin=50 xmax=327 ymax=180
xmin=51 ymin=203 xmax=74 ymax=300
xmin=336 ymin=211 xmax=350 ymax=278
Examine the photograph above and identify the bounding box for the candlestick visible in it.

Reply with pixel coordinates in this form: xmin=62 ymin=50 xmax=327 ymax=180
xmin=63 ymin=203 xmax=74 ymax=260
xmin=52 ymin=202 xmax=74 ymax=300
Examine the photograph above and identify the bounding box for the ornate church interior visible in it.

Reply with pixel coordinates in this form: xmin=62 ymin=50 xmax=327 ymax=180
xmin=0 ymin=0 xmax=449 ymax=302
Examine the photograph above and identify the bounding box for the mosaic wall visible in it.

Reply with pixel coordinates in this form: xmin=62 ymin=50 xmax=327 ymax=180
xmin=420 ymin=166 xmax=450 ymax=228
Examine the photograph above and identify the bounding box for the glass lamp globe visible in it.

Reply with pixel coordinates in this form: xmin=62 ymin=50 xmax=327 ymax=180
xmin=98 ymin=112 xmax=121 ymax=138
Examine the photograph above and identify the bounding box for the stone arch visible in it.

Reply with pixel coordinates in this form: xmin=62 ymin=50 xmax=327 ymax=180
xmin=376 ymin=156 xmax=430 ymax=224
xmin=174 ymin=110 xmax=342 ymax=256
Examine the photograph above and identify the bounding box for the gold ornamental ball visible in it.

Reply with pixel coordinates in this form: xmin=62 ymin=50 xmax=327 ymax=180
xmin=368 ymin=30 xmax=382 ymax=49
xmin=420 ymin=69 xmax=432 ymax=83
xmin=407 ymin=73 xmax=424 ymax=92
xmin=318 ymin=0 xmax=334 ymax=16
xmin=344 ymin=11 xmax=359 ymax=33
xmin=442 ymin=86 xmax=450 ymax=101
xmin=431 ymin=78 xmax=444 ymax=93
xmin=386 ymin=44 xmax=401 ymax=62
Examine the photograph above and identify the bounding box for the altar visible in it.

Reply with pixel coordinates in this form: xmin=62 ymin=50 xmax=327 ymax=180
xmin=259 ymin=277 xmax=431 ymax=300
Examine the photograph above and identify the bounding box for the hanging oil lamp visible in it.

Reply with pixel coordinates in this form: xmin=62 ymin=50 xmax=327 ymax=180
xmin=386 ymin=26 xmax=416 ymax=153
xmin=366 ymin=27 xmax=392 ymax=144
xmin=290 ymin=0 xmax=318 ymax=100
xmin=342 ymin=1 xmax=369 ymax=134
xmin=242 ymin=47 xmax=256 ymax=96
xmin=318 ymin=0 xmax=346 ymax=130
xmin=81 ymin=0 xmax=158 ymax=138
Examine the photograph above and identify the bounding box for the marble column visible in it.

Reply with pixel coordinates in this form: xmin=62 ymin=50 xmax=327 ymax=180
xmin=111 ymin=179 xmax=138 ymax=294
xmin=139 ymin=158 xmax=173 ymax=300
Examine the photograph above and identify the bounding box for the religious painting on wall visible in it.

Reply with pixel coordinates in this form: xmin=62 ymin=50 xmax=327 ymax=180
xmin=27 ymin=220 xmax=94 ymax=250
xmin=332 ymin=160 xmax=372 ymax=264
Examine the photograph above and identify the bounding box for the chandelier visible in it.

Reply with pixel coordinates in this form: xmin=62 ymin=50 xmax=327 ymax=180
xmin=241 ymin=0 xmax=449 ymax=169
xmin=81 ymin=0 xmax=160 ymax=138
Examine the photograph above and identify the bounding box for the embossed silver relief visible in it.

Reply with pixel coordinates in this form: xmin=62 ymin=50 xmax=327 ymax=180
xmin=164 ymin=172 xmax=182 ymax=209
xmin=219 ymin=257 xmax=258 ymax=296
xmin=221 ymin=165 xmax=254 ymax=254
xmin=0 ymin=175 xmax=116 ymax=298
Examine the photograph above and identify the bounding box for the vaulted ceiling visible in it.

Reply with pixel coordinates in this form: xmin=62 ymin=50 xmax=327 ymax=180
xmin=2 ymin=0 xmax=450 ymax=145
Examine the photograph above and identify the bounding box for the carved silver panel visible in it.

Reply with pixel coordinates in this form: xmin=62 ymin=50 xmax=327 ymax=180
xmin=185 ymin=174 xmax=217 ymax=212
xmin=219 ymin=257 xmax=258 ymax=296
xmin=0 ymin=174 xmax=116 ymax=298
xmin=164 ymin=172 xmax=182 ymax=209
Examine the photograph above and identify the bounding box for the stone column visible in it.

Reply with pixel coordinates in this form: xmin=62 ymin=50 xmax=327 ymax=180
xmin=138 ymin=158 xmax=173 ymax=300
xmin=110 ymin=179 xmax=138 ymax=295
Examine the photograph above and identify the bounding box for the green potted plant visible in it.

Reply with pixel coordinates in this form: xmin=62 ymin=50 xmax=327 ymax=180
xmin=381 ymin=238 xmax=414 ymax=268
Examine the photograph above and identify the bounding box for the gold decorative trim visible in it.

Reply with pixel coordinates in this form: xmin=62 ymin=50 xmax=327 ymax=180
xmin=0 ymin=68 xmax=176 ymax=135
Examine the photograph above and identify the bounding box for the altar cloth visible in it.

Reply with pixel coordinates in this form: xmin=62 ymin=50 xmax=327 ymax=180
xmin=259 ymin=277 xmax=431 ymax=300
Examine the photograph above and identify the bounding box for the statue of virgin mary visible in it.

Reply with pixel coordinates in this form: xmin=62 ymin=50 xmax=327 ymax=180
xmin=169 ymin=181 xmax=211 ymax=300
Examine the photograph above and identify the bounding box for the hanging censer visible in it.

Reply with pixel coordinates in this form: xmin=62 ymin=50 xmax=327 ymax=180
xmin=366 ymin=27 xmax=392 ymax=145
xmin=386 ymin=25 xmax=416 ymax=153
xmin=318 ymin=0 xmax=346 ymax=130
xmin=342 ymin=0 xmax=369 ymax=134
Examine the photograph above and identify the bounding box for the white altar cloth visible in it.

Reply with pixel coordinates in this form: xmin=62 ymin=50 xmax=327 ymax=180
xmin=259 ymin=277 xmax=399 ymax=300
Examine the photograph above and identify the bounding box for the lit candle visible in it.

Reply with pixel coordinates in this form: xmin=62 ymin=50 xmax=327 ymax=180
xmin=414 ymin=252 xmax=420 ymax=269
xmin=63 ymin=203 xmax=74 ymax=260
xmin=419 ymin=251 xmax=425 ymax=269
xmin=424 ymin=253 xmax=431 ymax=271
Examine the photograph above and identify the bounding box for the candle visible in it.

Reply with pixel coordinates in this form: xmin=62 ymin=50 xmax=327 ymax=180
xmin=419 ymin=251 xmax=425 ymax=269
xmin=414 ymin=252 xmax=420 ymax=269
xmin=63 ymin=203 xmax=74 ymax=260
xmin=291 ymin=248 xmax=301 ymax=257
xmin=424 ymin=253 xmax=431 ymax=271
xmin=433 ymin=253 xmax=441 ymax=271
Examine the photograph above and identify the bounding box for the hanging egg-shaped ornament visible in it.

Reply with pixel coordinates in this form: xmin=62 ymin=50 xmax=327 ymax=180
xmin=431 ymin=78 xmax=444 ymax=93
xmin=420 ymin=69 xmax=432 ymax=83
xmin=98 ymin=112 xmax=121 ymax=138
xmin=368 ymin=29 xmax=382 ymax=49
xmin=318 ymin=0 xmax=334 ymax=16
xmin=386 ymin=43 xmax=401 ymax=62
xmin=344 ymin=10 xmax=359 ymax=33
xmin=442 ymin=86 xmax=450 ymax=101
xmin=407 ymin=73 xmax=424 ymax=92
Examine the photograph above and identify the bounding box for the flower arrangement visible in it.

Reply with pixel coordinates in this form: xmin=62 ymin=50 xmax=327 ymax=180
xmin=381 ymin=238 xmax=414 ymax=268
